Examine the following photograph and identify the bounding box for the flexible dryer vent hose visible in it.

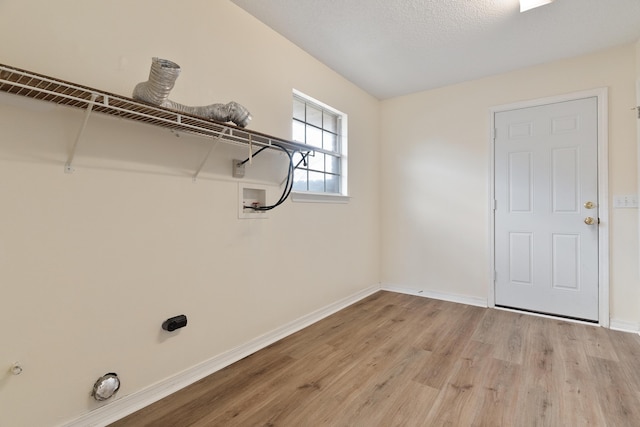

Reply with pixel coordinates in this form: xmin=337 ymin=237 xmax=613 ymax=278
xmin=132 ymin=58 xmax=252 ymax=128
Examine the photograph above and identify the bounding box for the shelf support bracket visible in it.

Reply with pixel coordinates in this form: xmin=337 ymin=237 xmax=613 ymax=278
xmin=65 ymin=93 xmax=98 ymax=173
xmin=192 ymin=127 xmax=229 ymax=181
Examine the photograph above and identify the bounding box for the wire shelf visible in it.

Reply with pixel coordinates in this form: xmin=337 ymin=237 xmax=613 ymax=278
xmin=0 ymin=63 xmax=313 ymax=155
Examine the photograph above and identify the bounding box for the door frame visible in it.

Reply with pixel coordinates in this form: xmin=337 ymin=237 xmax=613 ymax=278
xmin=488 ymin=88 xmax=609 ymax=327
xmin=637 ymin=79 xmax=640 ymax=280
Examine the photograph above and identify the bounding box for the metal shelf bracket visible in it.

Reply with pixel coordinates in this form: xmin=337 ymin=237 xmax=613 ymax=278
xmin=192 ymin=127 xmax=230 ymax=181
xmin=65 ymin=93 xmax=98 ymax=173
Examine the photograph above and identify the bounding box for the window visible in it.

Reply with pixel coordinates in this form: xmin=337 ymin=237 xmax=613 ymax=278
xmin=292 ymin=91 xmax=347 ymax=196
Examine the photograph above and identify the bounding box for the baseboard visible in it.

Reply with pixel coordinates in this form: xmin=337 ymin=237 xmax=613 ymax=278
xmin=381 ymin=284 xmax=488 ymax=308
xmin=61 ymin=284 xmax=381 ymax=427
xmin=610 ymin=319 xmax=640 ymax=334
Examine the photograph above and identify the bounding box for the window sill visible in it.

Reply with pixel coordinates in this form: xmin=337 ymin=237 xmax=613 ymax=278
xmin=290 ymin=192 xmax=351 ymax=204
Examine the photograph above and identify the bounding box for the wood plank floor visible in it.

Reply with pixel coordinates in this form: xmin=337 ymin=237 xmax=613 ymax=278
xmin=110 ymin=291 xmax=640 ymax=426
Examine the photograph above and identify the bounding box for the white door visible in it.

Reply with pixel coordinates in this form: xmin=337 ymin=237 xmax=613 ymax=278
xmin=494 ymin=97 xmax=599 ymax=321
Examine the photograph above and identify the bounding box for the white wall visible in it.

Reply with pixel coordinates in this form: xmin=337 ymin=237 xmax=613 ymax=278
xmin=0 ymin=1 xmax=380 ymax=426
xmin=380 ymin=44 xmax=640 ymax=327
xmin=637 ymin=39 xmax=640 ymax=78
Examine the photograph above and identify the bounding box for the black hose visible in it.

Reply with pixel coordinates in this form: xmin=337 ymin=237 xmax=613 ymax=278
xmin=242 ymin=143 xmax=298 ymax=211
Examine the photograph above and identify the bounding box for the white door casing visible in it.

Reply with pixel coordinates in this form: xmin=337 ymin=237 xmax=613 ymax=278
xmin=637 ymin=79 xmax=640 ymax=279
xmin=489 ymin=89 xmax=609 ymax=325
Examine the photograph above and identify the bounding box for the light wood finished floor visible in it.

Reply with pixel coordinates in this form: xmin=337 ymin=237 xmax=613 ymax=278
xmin=111 ymin=291 xmax=640 ymax=426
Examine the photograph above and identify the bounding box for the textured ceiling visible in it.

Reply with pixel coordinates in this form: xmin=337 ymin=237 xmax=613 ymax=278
xmin=231 ymin=0 xmax=640 ymax=99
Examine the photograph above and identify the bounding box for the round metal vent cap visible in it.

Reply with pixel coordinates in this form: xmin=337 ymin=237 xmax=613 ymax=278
xmin=92 ymin=373 xmax=120 ymax=401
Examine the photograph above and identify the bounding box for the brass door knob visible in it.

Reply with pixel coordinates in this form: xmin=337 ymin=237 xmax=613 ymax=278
xmin=584 ymin=217 xmax=595 ymax=225
xmin=584 ymin=201 xmax=595 ymax=209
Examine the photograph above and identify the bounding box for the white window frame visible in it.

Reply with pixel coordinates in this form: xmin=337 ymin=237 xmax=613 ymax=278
xmin=290 ymin=89 xmax=349 ymax=203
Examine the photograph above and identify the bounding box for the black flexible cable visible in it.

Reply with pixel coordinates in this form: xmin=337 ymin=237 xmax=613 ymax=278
xmin=296 ymin=151 xmax=309 ymax=168
xmin=243 ymin=143 xmax=299 ymax=211
xmin=237 ymin=146 xmax=270 ymax=166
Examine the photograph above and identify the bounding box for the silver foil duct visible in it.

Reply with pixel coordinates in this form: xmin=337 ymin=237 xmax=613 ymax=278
xmin=133 ymin=58 xmax=252 ymax=128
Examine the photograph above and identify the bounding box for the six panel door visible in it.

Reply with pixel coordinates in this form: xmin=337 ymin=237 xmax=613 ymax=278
xmin=494 ymin=97 xmax=599 ymax=321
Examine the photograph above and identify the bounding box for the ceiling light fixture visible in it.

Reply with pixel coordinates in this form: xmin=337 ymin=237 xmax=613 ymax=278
xmin=520 ymin=0 xmax=554 ymax=12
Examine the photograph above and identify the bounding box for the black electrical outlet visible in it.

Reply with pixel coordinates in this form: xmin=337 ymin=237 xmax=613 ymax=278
xmin=162 ymin=314 xmax=187 ymax=332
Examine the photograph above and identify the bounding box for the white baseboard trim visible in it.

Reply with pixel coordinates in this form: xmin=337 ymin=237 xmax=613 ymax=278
xmin=610 ymin=319 xmax=640 ymax=334
xmin=381 ymin=284 xmax=488 ymax=308
xmin=61 ymin=284 xmax=381 ymax=427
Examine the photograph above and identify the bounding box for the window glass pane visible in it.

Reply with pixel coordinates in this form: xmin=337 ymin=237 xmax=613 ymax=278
xmin=293 ymin=168 xmax=307 ymax=191
xmin=306 ymin=125 xmax=322 ymax=149
xmin=323 ymin=111 xmax=337 ymax=133
xmin=326 ymin=154 xmax=339 ymax=174
xmin=326 ymin=174 xmax=339 ymax=193
xmin=306 ymin=104 xmax=323 ymax=128
xmin=308 ymin=153 xmax=325 ymax=172
xmin=323 ymin=131 xmax=337 ymax=152
xmin=292 ymin=92 xmax=345 ymax=195
xmin=293 ymin=98 xmax=306 ymax=121
xmin=292 ymin=120 xmax=305 ymax=143
xmin=308 ymin=171 xmax=325 ymax=192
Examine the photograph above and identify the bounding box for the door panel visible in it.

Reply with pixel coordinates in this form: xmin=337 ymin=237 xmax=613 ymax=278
xmin=552 ymin=233 xmax=579 ymax=290
xmin=552 ymin=148 xmax=579 ymax=213
xmin=509 ymin=232 xmax=533 ymax=284
xmin=494 ymin=97 xmax=599 ymax=321
xmin=509 ymin=151 xmax=533 ymax=212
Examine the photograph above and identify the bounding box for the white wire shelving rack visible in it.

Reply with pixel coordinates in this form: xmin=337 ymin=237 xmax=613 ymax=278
xmin=0 ymin=63 xmax=316 ymax=178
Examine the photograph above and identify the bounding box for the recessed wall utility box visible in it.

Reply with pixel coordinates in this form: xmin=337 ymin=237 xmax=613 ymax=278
xmin=239 ymin=184 xmax=268 ymax=219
